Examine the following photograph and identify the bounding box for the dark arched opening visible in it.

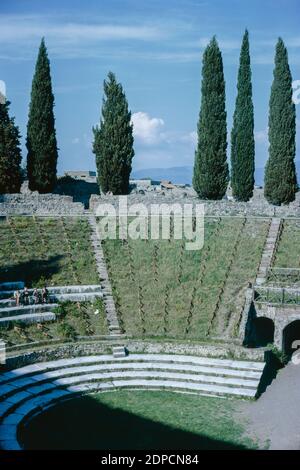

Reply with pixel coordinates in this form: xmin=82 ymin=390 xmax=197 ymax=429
xmin=283 ymin=320 xmax=300 ymax=357
xmin=252 ymin=317 xmax=274 ymax=347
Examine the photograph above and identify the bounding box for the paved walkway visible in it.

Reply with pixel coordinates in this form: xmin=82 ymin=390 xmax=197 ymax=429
xmin=240 ymin=362 xmax=300 ymax=449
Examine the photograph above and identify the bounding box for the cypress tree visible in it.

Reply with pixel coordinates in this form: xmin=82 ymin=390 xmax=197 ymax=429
xmin=27 ymin=38 xmax=58 ymax=193
xmin=93 ymin=72 xmax=134 ymax=195
xmin=231 ymin=30 xmax=255 ymax=201
xmin=193 ymin=37 xmax=228 ymax=199
xmin=0 ymin=100 xmax=22 ymax=193
xmin=264 ymin=38 xmax=297 ymax=205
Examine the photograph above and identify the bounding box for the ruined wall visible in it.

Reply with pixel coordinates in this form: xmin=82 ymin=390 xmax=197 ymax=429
xmin=90 ymin=189 xmax=300 ymax=218
xmin=0 ymin=193 xmax=85 ymax=216
xmin=4 ymin=338 xmax=265 ymax=370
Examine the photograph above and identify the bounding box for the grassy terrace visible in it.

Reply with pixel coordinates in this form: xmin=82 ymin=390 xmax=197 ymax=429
xmin=0 ymin=216 xmax=99 ymax=286
xmin=0 ymin=216 xmax=108 ymax=346
xmin=102 ymin=217 xmax=269 ymax=340
xmin=273 ymin=219 xmax=300 ymax=268
xmin=0 ymin=299 xmax=108 ymax=347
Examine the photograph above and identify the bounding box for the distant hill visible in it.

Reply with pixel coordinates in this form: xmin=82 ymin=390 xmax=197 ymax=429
xmin=132 ymin=166 xmax=193 ymax=185
xmin=132 ymin=161 xmax=300 ymax=187
xmin=254 ymin=161 xmax=300 ymax=187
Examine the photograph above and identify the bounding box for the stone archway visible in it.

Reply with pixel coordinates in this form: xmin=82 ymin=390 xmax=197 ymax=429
xmin=252 ymin=317 xmax=275 ymax=347
xmin=282 ymin=320 xmax=300 ymax=356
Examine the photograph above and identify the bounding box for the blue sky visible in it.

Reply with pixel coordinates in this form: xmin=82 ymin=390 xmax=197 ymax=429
xmin=0 ymin=0 xmax=299 ymax=176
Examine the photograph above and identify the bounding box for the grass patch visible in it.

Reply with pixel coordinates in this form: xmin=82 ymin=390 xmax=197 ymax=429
xmin=274 ymin=220 xmax=300 ymax=268
xmin=102 ymin=217 xmax=269 ymax=340
xmin=0 ymin=299 xmax=108 ymax=346
xmin=20 ymin=390 xmax=258 ymax=450
xmin=0 ymin=216 xmax=99 ymax=286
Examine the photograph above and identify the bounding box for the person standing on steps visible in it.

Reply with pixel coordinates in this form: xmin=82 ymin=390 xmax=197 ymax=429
xmin=14 ymin=289 xmax=20 ymax=307
xmin=42 ymin=286 xmax=49 ymax=304
xmin=23 ymin=286 xmax=30 ymax=306
xmin=33 ymin=288 xmax=40 ymax=304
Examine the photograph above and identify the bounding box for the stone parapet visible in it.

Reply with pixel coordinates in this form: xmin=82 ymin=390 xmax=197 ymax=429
xmin=0 ymin=193 xmax=85 ymax=216
xmin=90 ymin=191 xmax=300 ymax=218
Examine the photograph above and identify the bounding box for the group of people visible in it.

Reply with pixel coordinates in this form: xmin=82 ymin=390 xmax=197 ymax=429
xmin=13 ymin=286 xmax=49 ymax=307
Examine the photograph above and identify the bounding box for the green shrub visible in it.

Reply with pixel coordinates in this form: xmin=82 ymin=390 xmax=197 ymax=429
xmin=53 ymin=301 xmax=72 ymax=318
xmin=57 ymin=322 xmax=77 ymax=341
xmin=267 ymin=343 xmax=289 ymax=366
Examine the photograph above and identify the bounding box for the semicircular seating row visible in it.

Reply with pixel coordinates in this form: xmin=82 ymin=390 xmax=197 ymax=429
xmin=0 ymin=353 xmax=265 ymax=450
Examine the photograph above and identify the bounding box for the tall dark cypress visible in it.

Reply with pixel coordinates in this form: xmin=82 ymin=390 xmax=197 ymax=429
xmin=0 ymin=100 xmax=22 ymax=193
xmin=264 ymin=38 xmax=297 ymax=205
xmin=93 ymin=72 xmax=134 ymax=195
xmin=231 ymin=30 xmax=255 ymax=201
xmin=27 ymin=38 xmax=58 ymax=193
xmin=193 ymin=37 xmax=228 ymax=200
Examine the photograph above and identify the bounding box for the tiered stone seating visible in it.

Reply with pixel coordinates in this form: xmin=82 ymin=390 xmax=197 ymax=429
xmin=0 ymin=353 xmax=265 ymax=450
xmin=0 ymin=283 xmax=103 ymax=326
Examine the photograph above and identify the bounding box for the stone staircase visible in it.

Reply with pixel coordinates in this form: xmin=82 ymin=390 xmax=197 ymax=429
xmin=256 ymin=218 xmax=282 ymax=286
xmin=88 ymin=215 xmax=122 ymax=336
xmin=0 ymin=353 xmax=265 ymax=449
xmin=0 ymin=283 xmax=103 ymax=326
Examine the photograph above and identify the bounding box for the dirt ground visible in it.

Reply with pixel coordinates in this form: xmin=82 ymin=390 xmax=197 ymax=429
xmin=237 ymin=362 xmax=300 ymax=450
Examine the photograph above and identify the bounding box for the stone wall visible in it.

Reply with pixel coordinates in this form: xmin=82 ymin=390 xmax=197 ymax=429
xmin=90 ymin=189 xmax=300 ymax=218
xmin=255 ymin=303 xmax=300 ymax=350
xmin=0 ymin=193 xmax=85 ymax=216
xmin=4 ymin=338 xmax=265 ymax=370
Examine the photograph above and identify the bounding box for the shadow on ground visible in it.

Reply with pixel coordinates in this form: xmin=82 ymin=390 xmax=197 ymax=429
xmin=256 ymin=350 xmax=284 ymax=397
xmin=0 ymin=255 xmax=64 ymax=286
xmin=54 ymin=177 xmax=99 ymax=209
xmin=19 ymin=394 xmax=248 ymax=450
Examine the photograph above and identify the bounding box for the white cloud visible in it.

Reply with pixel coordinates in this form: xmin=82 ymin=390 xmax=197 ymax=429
xmin=0 ymin=14 xmax=166 ymax=60
xmin=0 ymin=15 xmax=163 ymax=44
xmin=131 ymin=112 xmax=165 ymax=145
xmin=132 ymin=112 xmax=198 ymax=148
xmin=180 ymin=131 xmax=197 ymax=145
xmin=255 ymin=128 xmax=269 ymax=144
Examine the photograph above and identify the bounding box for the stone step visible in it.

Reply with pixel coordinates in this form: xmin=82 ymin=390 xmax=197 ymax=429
xmin=0 ymin=292 xmax=103 ymax=308
xmin=0 ymin=354 xmax=265 ymax=382
xmin=66 ymin=379 xmax=257 ymax=397
xmin=0 ymin=355 xmax=264 ymax=442
xmin=0 ymin=368 xmax=261 ymax=450
xmin=0 ymin=304 xmax=58 ymax=319
xmin=0 ymin=377 xmax=257 ymax=431
xmin=0 ymin=282 xmax=24 ymax=292
xmin=112 ymin=346 xmax=127 ymax=358
xmin=107 ymin=316 xmax=118 ymax=322
xmin=0 ymin=285 xmax=103 ymax=300
xmin=109 ymin=326 xmax=121 ymax=332
xmin=0 ymin=312 xmax=56 ymax=326
xmin=113 ymin=346 xmax=126 ymax=353
xmin=0 ymin=361 xmax=262 ymax=390
xmin=49 ymin=370 xmax=259 ymax=390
